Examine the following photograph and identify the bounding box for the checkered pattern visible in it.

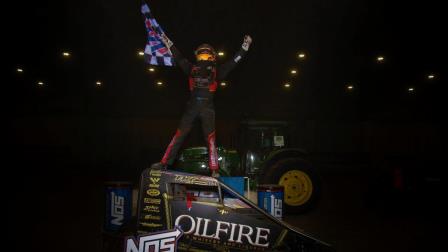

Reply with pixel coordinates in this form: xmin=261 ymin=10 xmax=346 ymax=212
xmin=141 ymin=2 xmax=175 ymax=66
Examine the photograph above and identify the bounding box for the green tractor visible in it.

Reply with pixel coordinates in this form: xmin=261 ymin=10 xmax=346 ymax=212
xmin=176 ymin=120 xmax=321 ymax=214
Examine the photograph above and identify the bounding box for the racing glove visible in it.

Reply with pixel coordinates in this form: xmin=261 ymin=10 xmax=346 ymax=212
xmin=242 ymin=35 xmax=252 ymax=51
xmin=160 ymin=33 xmax=174 ymax=49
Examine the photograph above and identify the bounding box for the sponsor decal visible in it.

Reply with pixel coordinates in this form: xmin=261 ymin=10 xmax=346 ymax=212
xmin=125 ymin=226 xmax=183 ymax=252
xmin=263 ymin=194 xmax=282 ymax=218
xmin=144 ymin=198 xmax=161 ymax=205
xmin=139 ymin=172 xmax=164 ymax=232
xmin=174 ymin=214 xmax=270 ymax=248
xmin=150 ymin=169 xmax=162 ymax=177
xmin=145 ymin=173 xmax=161 ymax=199
xmin=144 ymin=205 xmax=160 ymax=213
xmin=144 ymin=214 xmax=162 ymax=221
xmin=111 ymin=192 xmax=124 ymax=225
xmin=147 ymin=189 xmax=160 ymax=197
xmin=140 ymin=222 xmax=163 ymax=228
xmin=174 ymin=175 xmax=217 ymax=186
xmin=272 ymin=197 xmax=282 ymax=218
xmin=218 ymin=208 xmax=229 ymax=215
xmin=149 ymin=177 xmax=161 ymax=188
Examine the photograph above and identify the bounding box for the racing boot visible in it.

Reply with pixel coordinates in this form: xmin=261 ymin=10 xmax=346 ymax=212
xmin=211 ymin=170 xmax=220 ymax=178
xmin=150 ymin=162 xmax=167 ymax=170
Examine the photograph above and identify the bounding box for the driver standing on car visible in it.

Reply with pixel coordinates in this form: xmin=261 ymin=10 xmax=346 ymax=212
xmin=152 ymin=35 xmax=253 ymax=178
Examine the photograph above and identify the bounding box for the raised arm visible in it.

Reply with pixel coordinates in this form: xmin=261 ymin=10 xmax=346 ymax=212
xmin=217 ymin=35 xmax=252 ymax=81
xmin=161 ymin=34 xmax=192 ymax=75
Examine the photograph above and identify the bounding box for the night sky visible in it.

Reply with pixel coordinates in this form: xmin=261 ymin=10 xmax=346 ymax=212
xmin=6 ymin=0 xmax=446 ymax=121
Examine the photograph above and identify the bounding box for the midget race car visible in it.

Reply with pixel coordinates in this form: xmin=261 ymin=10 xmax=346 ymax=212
xmin=130 ymin=168 xmax=333 ymax=252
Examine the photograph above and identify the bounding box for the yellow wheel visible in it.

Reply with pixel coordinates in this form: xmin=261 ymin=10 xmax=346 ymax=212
xmin=261 ymin=158 xmax=321 ymax=213
xmin=279 ymin=170 xmax=313 ymax=206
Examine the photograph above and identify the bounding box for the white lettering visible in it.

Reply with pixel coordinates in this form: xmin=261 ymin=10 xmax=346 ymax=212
xmin=173 ymin=215 xmax=271 ymax=248
xmin=160 ymin=237 xmax=175 ymax=251
xmin=126 ymin=239 xmax=139 ymax=252
xmin=143 ymin=240 xmax=160 ymax=252
xmin=236 ymin=224 xmax=254 ymax=245
xmin=214 ymin=221 xmax=230 ymax=239
xmin=228 ymin=223 xmax=237 ymax=242
xmin=274 ymin=199 xmax=282 ymax=217
xmin=234 ymin=55 xmax=242 ymax=63
xmin=174 ymin=215 xmax=195 ymax=234
xmin=201 ymin=218 xmax=215 ymax=238
xmin=255 ymin=227 xmax=270 ymax=247
xmin=125 ymin=227 xmax=182 ymax=252
xmin=269 ymin=194 xmax=282 ymax=218
xmin=111 ymin=192 xmax=124 ymax=225
xmin=194 ymin=217 xmax=203 ymax=236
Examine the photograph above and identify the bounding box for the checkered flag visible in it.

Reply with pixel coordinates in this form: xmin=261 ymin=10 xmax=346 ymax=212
xmin=141 ymin=1 xmax=175 ymax=66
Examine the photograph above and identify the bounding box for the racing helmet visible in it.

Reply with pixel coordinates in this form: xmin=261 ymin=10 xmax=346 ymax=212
xmin=195 ymin=43 xmax=216 ymax=61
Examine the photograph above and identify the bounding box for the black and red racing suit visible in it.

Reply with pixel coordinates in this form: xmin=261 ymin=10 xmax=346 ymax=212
xmin=161 ymin=46 xmax=247 ymax=172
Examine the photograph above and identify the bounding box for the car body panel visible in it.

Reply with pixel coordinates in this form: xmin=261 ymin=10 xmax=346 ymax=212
xmin=137 ymin=168 xmax=332 ymax=251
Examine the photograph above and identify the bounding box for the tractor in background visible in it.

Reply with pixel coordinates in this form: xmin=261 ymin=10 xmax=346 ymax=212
xmin=176 ymin=120 xmax=322 ymax=214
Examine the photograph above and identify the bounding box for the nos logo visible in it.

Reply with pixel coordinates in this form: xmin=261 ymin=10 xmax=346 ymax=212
xmin=111 ymin=192 xmax=124 ymax=226
xmin=125 ymin=227 xmax=183 ymax=252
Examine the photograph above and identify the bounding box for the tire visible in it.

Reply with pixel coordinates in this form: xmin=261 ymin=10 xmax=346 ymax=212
xmin=260 ymin=158 xmax=321 ymax=214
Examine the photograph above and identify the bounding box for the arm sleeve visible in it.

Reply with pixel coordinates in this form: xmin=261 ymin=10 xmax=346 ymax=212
xmin=171 ymin=46 xmax=192 ymax=75
xmin=217 ymin=48 xmax=247 ymax=81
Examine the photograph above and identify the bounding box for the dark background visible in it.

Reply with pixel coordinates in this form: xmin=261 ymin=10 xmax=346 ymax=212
xmin=4 ymin=0 xmax=447 ymax=251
